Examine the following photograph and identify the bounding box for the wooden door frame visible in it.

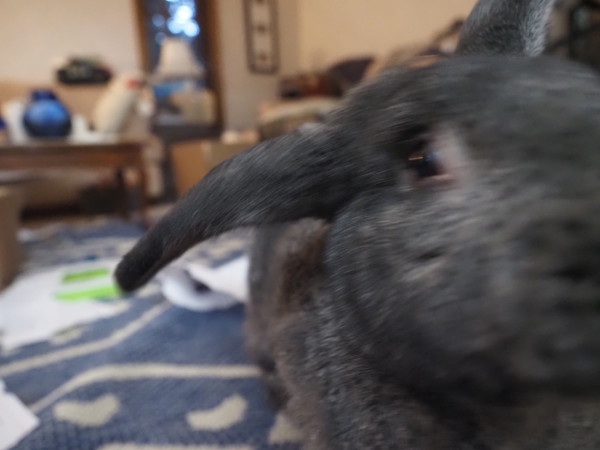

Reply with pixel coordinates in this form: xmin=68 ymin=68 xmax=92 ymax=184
xmin=132 ymin=0 xmax=224 ymax=129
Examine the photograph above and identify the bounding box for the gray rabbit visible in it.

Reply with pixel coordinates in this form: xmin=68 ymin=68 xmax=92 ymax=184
xmin=116 ymin=0 xmax=600 ymax=447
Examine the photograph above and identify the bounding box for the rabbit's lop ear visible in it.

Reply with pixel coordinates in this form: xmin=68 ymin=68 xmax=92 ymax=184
xmin=457 ymin=0 xmax=556 ymax=56
xmin=115 ymin=124 xmax=374 ymax=292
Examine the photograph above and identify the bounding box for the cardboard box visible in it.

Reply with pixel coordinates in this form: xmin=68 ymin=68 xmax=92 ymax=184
xmin=171 ymin=139 xmax=253 ymax=197
xmin=0 ymin=188 xmax=22 ymax=289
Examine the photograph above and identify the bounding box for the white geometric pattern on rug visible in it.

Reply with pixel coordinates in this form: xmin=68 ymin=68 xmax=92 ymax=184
xmin=268 ymin=414 xmax=302 ymax=444
xmin=1 ymin=221 xmax=299 ymax=449
xmin=31 ymin=363 xmax=260 ymax=414
xmin=0 ymin=303 xmax=170 ymax=379
xmin=187 ymin=395 xmax=248 ymax=431
xmin=54 ymin=394 xmax=121 ymax=427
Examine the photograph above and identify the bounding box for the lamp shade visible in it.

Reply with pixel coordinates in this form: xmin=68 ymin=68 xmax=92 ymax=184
xmin=155 ymin=38 xmax=205 ymax=79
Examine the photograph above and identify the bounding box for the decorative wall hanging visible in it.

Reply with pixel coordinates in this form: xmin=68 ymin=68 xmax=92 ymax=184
xmin=244 ymin=0 xmax=280 ymax=74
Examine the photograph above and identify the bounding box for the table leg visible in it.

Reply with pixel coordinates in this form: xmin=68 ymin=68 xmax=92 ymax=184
xmin=115 ymin=168 xmax=130 ymax=220
xmin=136 ymin=165 xmax=151 ymax=229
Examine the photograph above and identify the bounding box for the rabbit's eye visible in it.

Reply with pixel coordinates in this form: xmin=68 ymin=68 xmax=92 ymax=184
xmin=402 ymin=125 xmax=461 ymax=188
xmin=407 ymin=149 xmax=443 ymax=179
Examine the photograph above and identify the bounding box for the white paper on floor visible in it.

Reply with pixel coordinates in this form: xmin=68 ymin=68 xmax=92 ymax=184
xmin=0 ymin=380 xmax=39 ymax=450
xmin=159 ymin=255 xmax=249 ymax=312
xmin=0 ymin=259 xmax=140 ymax=351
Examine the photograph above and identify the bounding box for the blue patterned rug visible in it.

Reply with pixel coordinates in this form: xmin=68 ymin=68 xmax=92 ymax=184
xmin=1 ymin=220 xmax=301 ymax=450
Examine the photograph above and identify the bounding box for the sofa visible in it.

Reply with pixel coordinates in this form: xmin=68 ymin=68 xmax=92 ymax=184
xmin=257 ymin=18 xmax=466 ymax=141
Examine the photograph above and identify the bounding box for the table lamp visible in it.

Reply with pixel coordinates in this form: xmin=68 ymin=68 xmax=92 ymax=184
xmin=153 ymin=38 xmax=216 ymax=125
xmin=155 ymin=37 xmax=205 ymax=82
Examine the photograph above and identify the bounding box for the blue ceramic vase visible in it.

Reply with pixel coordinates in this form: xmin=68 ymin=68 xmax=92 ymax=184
xmin=23 ymin=90 xmax=72 ymax=138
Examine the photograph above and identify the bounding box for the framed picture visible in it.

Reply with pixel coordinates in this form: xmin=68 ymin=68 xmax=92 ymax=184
xmin=244 ymin=0 xmax=280 ymax=74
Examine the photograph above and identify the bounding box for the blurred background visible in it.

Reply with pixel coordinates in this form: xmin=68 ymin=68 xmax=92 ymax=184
xmin=2 ymin=1 xmax=600 ymax=448
xmin=0 ymin=0 xmax=598 ymax=231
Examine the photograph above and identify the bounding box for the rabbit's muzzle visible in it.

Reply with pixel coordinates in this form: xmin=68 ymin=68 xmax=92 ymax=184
xmin=492 ymin=201 xmax=600 ymax=396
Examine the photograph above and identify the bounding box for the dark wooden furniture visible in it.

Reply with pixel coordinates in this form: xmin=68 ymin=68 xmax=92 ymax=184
xmin=151 ymin=120 xmax=221 ymax=201
xmin=0 ymin=140 xmax=149 ymax=226
xmin=0 ymin=187 xmax=22 ymax=289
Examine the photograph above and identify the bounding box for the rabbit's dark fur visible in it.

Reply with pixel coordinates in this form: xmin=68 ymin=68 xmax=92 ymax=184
xmin=246 ymin=219 xmax=329 ymax=411
xmin=116 ymin=0 xmax=600 ymax=447
xmin=245 ymin=56 xmax=600 ymax=449
xmin=456 ymin=0 xmax=555 ymax=56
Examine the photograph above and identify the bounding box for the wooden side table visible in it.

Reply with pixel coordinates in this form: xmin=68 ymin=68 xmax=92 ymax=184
xmin=0 ymin=140 xmax=149 ymax=226
xmin=171 ymin=138 xmax=255 ymax=198
xmin=151 ymin=119 xmax=221 ymax=201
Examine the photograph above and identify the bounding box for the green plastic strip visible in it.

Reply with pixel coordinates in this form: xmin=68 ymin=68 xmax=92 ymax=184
xmin=62 ymin=268 xmax=111 ymax=284
xmin=55 ymin=285 xmax=121 ymax=302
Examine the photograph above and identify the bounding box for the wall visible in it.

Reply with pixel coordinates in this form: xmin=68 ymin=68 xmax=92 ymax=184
xmin=0 ymin=0 xmax=480 ymax=129
xmin=215 ymin=0 xmax=299 ymax=130
xmin=0 ymin=0 xmax=297 ymax=130
xmin=297 ymin=0 xmax=477 ymax=71
xmin=216 ymin=0 xmax=478 ymax=128
xmin=0 ymin=0 xmax=141 ymax=83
